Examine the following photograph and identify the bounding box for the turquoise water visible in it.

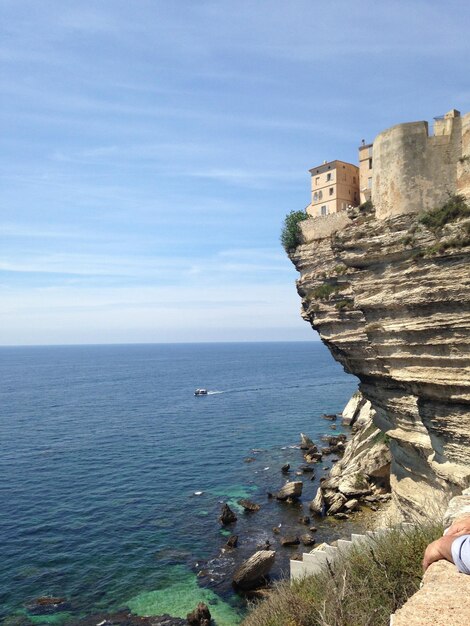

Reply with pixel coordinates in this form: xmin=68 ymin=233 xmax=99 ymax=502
xmin=0 ymin=342 xmax=358 ymax=624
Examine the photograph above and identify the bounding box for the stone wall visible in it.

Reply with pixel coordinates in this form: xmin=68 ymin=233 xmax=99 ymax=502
xmin=299 ymin=212 xmax=351 ymax=243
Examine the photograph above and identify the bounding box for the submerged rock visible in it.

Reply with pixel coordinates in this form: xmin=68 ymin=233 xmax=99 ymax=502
xmin=238 ymin=498 xmax=261 ymax=512
xmin=232 ymin=550 xmax=276 ymax=590
xmin=76 ymin=611 xmax=186 ymax=626
xmin=281 ymin=463 xmax=290 ymax=473
xmin=187 ymin=602 xmax=211 ymax=626
xmin=25 ymin=597 xmax=70 ymax=615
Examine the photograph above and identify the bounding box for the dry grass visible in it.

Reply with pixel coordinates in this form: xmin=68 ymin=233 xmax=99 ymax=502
xmin=242 ymin=522 xmax=443 ymax=626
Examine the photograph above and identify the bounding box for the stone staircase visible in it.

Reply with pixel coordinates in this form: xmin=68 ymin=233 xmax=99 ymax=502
xmin=290 ymin=524 xmax=413 ymax=581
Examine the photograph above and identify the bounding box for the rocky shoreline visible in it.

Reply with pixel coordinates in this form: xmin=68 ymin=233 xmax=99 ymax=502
xmin=15 ymin=392 xmax=390 ymax=626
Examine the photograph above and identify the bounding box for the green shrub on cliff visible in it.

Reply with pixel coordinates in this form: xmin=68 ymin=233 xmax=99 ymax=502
xmin=242 ymin=522 xmax=443 ymax=626
xmin=419 ymin=194 xmax=470 ymax=231
xmin=281 ymin=210 xmax=309 ymax=252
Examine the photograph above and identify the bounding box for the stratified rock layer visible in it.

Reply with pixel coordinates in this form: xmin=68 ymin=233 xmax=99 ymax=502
xmin=291 ymin=207 xmax=470 ymax=519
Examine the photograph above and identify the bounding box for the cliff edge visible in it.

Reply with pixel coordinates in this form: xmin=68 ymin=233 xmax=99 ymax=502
xmin=290 ymin=202 xmax=470 ymax=520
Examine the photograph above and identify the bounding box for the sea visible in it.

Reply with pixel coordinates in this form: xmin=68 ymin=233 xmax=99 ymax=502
xmin=0 ymin=341 xmax=359 ymax=626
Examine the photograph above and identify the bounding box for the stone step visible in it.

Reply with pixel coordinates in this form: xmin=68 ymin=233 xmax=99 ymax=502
xmin=351 ymin=533 xmax=369 ymax=544
xmin=290 ymin=558 xmax=314 ymax=580
xmin=337 ymin=539 xmax=353 ymax=551
xmin=302 ymin=550 xmax=329 ymax=566
xmin=290 ymin=554 xmax=327 ymax=579
xmin=324 ymin=545 xmax=339 ymax=559
xmin=290 ymin=523 xmax=421 ymax=582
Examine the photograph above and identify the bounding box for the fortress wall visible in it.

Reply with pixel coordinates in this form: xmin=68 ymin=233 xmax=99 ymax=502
xmin=373 ymin=119 xmax=462 ymax=219
xmin=299 ymin=211 xmax=351 ymax=243
xmin=373 ymin=122 xmax=431 ymax=219
xmin=457 ymin=112 xmax=470 ymax=198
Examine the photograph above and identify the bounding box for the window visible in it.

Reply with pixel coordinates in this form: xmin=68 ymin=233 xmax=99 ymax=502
xmin=318 ymin=190 xmax=323 ymax=200
xmin=368 ymin=177 xmax=372 ymax=189
xmin=313 ymin=192 xmax=318 ymax=201
xmin=369 ymin=158 xmax=373 ymax=169
xmin=315 ymin=176 xmax=320 ymax=185
xmin=326 ymin=173 xmax=333 ymax=181
xmin=320 ymin=205 xmax=328 ymax=216
xmin=342 ymin=202 xmax=347 ymax=210
xmin=353 ymin=176 xmax=356 ymax=184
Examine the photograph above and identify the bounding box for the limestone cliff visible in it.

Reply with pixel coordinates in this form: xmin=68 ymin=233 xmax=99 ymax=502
xmin=291 ymin=203 xmax=470 ymax=520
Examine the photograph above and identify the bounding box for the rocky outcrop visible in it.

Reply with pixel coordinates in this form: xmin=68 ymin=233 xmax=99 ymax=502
xmin=309 ymin=393 xmax=391 ymax=516
xmin=291 ymin=205 xmax=470 ymax=520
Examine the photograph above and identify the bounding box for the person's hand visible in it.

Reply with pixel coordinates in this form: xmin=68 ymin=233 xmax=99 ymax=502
xmin=422 ymin=535 xmax=455 ymax=572
xmin=444 ymin=515 xmax=470 ymax=537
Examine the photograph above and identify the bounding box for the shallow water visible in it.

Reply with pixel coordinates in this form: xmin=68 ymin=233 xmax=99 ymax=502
xmin=0 ymin=342 xmax=358 ymax=624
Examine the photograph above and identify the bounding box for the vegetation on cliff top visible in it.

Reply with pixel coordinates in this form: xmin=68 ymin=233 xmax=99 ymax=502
xmin=419 ymin=194 xmax=470 ymax=231
xmin=281 ymin=211 xmax=309 ymax=252
xmin=242 ymin=522 xmax=443 ymax=626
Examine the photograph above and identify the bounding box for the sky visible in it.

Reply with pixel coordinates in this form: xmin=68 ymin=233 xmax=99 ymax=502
xmin=1 ymin=0 xmax=470 ymax=345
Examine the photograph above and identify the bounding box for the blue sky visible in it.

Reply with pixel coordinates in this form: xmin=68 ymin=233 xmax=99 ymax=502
xmin=1 ymin=0 xmax=470 ymax=345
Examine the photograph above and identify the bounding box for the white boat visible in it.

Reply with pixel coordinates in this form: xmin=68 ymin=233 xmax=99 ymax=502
xmin=194 ymin=388 xmax=208 ymax=396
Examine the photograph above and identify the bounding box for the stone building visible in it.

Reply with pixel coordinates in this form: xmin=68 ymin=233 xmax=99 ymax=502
xmin=306 ymin=160 xmax=359 ymax=218
xmin=358 ymin=141 xmax=373 ymax=204
xmin=302 ymin=108 xmax=470 ymax=239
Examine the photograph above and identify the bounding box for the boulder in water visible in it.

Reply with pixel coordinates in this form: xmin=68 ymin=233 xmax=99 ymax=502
xmin=226 ymin=534 xmax=238 ymax=548
xmin=219 ymin=503 xmax=237 ymax=525
xmin=232 ymin=550 xmax=276 ymax=590
xmin=300 ymin=533 xmax=316 ymax=546
xmin=300 ymin=433 xmax=314 ymax=449
xmin=280 ymin=535 xmax=300 ymax=546
xmin=25 ymin=597 xmax=70 ymax=615
xmin=275 ymin=481 xmax=303 ymax=501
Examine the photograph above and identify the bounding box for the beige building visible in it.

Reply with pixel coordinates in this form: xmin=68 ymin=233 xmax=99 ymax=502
xmin=306 ymin=160 xmax=360 ymax=218
xmin=359 ymin=141 xmax=373 ymax=204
